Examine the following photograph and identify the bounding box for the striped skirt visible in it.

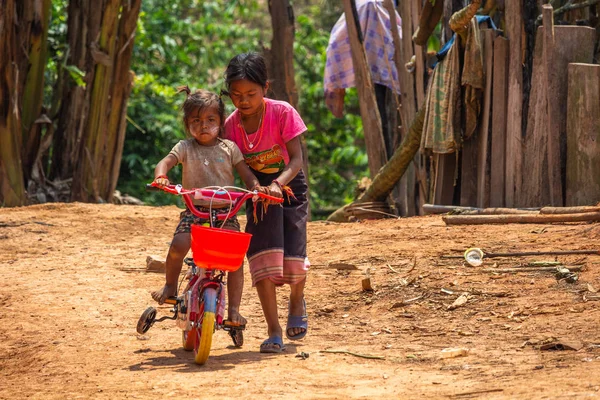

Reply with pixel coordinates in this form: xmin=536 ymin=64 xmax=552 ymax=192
xmin=245 ymin=169 xmax=309 ymax=286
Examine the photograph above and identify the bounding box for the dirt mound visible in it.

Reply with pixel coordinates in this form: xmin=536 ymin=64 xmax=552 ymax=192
xmin=1 ymin=203 xmax=599 ymax=399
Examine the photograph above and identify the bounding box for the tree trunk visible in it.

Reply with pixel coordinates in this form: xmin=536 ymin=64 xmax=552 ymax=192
xmin=0 ymin=0 xmax=26 ymax=206
xmin=267 ymin=0 xmax=310 ymax=218
xmin=20 ymin=0 xmax=51 ymax=183
xmin=52 ymin=0 xmax=101 ymax=181
xmin=327 ymin=106 xmax=425 ymax=222
xmin=104 ymin=0 xmax=142 ymax=202
xmin=71 ymin=0 xmax=121 ymax=202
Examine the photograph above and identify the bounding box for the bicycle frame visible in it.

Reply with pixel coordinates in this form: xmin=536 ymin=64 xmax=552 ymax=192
xmin=137 ymin=184 xmax=283 ymax=364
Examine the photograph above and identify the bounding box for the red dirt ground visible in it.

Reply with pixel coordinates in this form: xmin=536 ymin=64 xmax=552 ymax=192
xmin=1 ymin=202 xmax=600 ymax=399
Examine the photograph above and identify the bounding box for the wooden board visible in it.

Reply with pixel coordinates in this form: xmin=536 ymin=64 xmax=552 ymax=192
xmin=476 ymin=29 xmax=495 ymax=208
xmin=566 ymin=63 xmax=600 ymax=206
xmin=490 ymin=36 xmax=508 ymax=208
xmin=504 ymin=0 xmax=523 ymax=207
xmin=434 ymin=153 xmax=457 ymax=206
xmin=521 ymin=26 xmax=596 ymax=207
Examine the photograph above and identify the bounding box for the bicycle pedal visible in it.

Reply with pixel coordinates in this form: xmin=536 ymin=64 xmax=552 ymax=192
xmin=223 ymin=320 xmax=246 ymax=330
xmin=164 ymin=296 xmax=178 ymax=305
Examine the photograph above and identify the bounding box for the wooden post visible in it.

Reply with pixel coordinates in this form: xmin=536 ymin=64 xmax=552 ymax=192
xmin=477 ymin=29 xmax=495 ymax=208
xmin=542 ymin=5 xmax=563 ymax=206
xmin=505 ymin=0 xmax=524 ymax=207
xmin=342 ymin=0 xmax=387 ymax=177
xmin=490 ymin=36 xmax=508 ymax=208
xmin=566 ymin=63 xmax=600 ymax=206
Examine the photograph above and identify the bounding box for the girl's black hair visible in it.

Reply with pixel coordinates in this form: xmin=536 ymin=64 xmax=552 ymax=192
xmin=176 ymin=86 xmax=225 ymax=136
xmin=224 ymin=52 xmax=268 ymax=89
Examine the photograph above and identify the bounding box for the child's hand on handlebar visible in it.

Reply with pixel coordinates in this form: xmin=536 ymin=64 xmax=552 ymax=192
xmin=154 ymin=175 xmax=170 ymax=188
xmin=266 ymin=181 xmax=284 ymax=204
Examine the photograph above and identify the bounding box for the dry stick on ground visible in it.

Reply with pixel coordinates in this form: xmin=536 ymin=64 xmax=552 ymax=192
xmin=327 ymin=107 xmax=425 ymax=222
xmin=442 ymin=212 xmax=600 ymax=225
xmin=441 ymin=249 xmax=600 ymax=258
xmin=483 ymin=266 xmax=584 ymax=273
xmin=320 ymin=350 xmax=385 ymax=360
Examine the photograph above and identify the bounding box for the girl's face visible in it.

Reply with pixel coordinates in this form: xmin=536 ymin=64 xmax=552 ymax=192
xmin=187 ymin=106 xmax=221 ymax=146
xmin=228 ymin=79 xmax=268 ymax=117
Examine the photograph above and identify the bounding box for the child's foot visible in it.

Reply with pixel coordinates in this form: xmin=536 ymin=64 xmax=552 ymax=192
xmin=226 ymin=308 xmax=247 ymax=327
xmin=151 ymin=284 xmax=177 ymax=305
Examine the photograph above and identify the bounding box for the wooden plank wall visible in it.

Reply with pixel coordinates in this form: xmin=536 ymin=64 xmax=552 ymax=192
xmin=520 ymin=26 xmax=596 ymax=207
xmin=566 ymin=64 xmax=600 ymax=206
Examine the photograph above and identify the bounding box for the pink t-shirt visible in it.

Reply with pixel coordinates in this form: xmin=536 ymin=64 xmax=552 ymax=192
xmin=224 ymin=98 xmax=306 ymax=174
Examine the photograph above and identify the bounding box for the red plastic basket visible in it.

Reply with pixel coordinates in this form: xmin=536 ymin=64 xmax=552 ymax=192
xmin=190 ymin=224 xmax=252 ymax=271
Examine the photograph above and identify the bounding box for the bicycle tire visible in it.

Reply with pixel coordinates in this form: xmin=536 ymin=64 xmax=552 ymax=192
xmin=193 ymin=287 xmax=217 ymax=365
xmin=182 ymin=327 xmax=197 ymax=351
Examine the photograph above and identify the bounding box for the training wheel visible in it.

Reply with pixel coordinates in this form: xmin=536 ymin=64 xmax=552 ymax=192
xmin=136 ymin=307 xmax=157 ymax=334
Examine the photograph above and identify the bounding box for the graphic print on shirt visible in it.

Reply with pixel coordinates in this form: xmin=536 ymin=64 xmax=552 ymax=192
xmin=244 ymin=144 xmax=285 ymax=174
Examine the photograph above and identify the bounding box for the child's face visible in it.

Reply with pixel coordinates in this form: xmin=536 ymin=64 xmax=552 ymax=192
xmin=228 ymin=79 xmax=267 ymax=117
xmin=187 ymin=106 xmax=221 ymax=146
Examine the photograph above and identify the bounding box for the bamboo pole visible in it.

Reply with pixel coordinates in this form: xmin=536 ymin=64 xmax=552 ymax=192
xmin=541 ymin=206 xmax=600 ymax=214
xmin=342 ymin=0 xmax=387 ymax=178
xmin=443 ymin=212 xmax=600 ymax=225
xmin=423 ymin=204 xmax=539 ymax=214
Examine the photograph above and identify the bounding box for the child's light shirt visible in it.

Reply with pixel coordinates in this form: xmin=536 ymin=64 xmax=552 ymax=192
xmin=169 ymin=138 xmax=243 ymax=206
xmin=225 ymin=98 xmax=307 ymax=174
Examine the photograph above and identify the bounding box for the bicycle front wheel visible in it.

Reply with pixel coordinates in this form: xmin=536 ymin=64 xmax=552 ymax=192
xmin=194 ymin=287 xmax=217 ymax=365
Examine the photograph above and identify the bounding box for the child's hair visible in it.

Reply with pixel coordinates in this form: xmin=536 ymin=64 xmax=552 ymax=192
xmin=224 ymin=52 xmax=268 ymax=90
xmin=176 ymin=86 xmax=225 ymax=135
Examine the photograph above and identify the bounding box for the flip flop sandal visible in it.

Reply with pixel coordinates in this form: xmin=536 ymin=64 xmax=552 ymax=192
xmin=286 ymin=299 xmax=308 ymax=341
xmin=260 ymin=336 xmax=286 ymax=353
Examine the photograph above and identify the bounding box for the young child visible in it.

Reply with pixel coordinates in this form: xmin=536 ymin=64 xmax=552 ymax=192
xmin=151 ymin=86 xmax=263 ymax=332
xmin=223 ymin=52 xmax=310 ymax=353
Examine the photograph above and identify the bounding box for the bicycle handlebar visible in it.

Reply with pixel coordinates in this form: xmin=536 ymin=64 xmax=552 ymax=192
xmin=146 ymin=183 xmax=283 ymax=220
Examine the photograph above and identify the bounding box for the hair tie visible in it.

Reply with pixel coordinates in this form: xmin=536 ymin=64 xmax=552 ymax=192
xmin=176 ymin=85 xmax=191 ymax=97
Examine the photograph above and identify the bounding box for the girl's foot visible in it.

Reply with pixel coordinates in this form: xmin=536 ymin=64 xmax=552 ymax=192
xmin=286 ymin=297 xmax=308 ymax=339
xmin=151 ymin=284 xmax=176 ymax=305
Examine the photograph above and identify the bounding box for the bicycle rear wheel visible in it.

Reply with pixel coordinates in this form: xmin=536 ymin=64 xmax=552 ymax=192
xmin=194 ymin=287 xmax=217 ymax=365
xmin=182 ymin=327 xmax=197 ymax=351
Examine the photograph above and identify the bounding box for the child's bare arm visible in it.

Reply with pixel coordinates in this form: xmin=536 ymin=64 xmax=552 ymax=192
xmin=235 ymin=160 xmax=260 ymax=190
xmin=154 ymin=154 xmax=178 ymax=186
xmin=266 ymin=136 xmax=303 ymax=197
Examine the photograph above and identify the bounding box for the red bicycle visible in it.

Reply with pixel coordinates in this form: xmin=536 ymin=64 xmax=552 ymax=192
xmin=136 ymin=184 xmax=281 ymax=365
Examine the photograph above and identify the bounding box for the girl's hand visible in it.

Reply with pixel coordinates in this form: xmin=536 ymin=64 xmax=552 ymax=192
xmin=251 ymin=185 xmax=269 ymax=202
xmin=154 ymin=175 xmax=170 ymax=188
xmin=267 ymin=181 xmax=284 ymax=201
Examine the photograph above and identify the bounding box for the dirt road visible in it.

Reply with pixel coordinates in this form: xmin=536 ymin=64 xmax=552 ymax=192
xmin=1 ymin=203 xmax=600 ymax=399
